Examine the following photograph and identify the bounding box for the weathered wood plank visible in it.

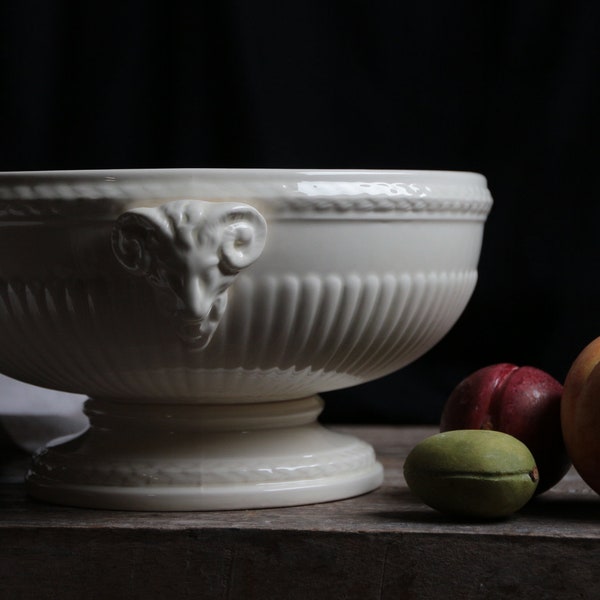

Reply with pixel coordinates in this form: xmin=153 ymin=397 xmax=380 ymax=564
xmin=1 ymin=426 xmax=599 ymax=599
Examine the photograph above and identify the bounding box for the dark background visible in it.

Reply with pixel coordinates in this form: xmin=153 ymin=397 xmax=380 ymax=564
xmin=1 ymin=1 xmax=598 ymax=423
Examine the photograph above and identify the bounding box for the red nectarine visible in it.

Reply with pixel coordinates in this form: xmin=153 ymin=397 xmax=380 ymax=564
xmin=441 ymin=363 xmax=570 ymax=494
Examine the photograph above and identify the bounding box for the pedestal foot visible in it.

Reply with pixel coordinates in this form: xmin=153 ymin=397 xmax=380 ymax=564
xmin=26 ymin=396 xmax=383 ymax=510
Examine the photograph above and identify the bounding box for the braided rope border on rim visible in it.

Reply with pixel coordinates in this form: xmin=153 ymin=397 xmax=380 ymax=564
xmin=0 ymin=172 xmax=493 ymax=220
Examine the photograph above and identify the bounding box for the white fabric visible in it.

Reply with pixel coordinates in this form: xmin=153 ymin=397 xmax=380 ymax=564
xmin=0 ymin=374 xmax=87 ymax=453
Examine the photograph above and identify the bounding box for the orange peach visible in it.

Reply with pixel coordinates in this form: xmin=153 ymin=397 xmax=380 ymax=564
xmin=561 ymin=337 xmax=600 ymax=494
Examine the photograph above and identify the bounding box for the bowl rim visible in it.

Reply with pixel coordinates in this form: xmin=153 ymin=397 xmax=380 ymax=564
xmin=0 ymin=167 xmax=487 ymax=184
xmin=0 ymin=168 xmax=492 ymax=222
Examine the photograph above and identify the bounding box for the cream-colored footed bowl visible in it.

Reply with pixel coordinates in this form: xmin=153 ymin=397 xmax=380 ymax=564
xmin=0 ymin=169 xmax=492 ymax=510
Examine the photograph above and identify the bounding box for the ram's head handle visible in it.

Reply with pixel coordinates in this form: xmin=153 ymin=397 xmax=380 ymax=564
xmin=111 ymin=200 xmax=267 ymax=349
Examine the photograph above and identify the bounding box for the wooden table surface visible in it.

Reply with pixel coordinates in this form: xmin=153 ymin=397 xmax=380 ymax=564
xmin=2 ymin=425 xmax=599 ymax=599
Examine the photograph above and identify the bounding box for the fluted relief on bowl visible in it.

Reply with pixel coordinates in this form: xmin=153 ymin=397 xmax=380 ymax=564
xmin=111 ymin=200 xmax=267 ymax=349
xmin=0 ymin=269 xmax=477 ymax=400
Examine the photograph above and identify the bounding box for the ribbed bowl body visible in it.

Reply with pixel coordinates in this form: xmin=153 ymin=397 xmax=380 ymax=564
xmin=0 ymin=169 xmax=492 ymax=403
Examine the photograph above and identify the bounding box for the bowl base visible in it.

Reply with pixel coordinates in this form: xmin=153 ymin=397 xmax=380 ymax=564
xmin=25 ymin=395 xmax=383 ymax=511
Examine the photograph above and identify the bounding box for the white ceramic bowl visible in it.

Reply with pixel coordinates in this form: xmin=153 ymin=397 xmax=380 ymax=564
xmin=0 ymin=169 xmax=492 ymax=510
